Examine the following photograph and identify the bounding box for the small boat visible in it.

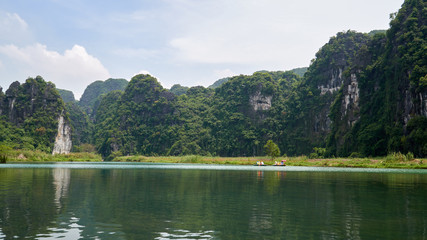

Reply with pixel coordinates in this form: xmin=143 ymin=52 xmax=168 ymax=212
xmin=254 ymin=161 xmax=266 ymax=166
xmin=273 ymin=161 xmax=286 ymax=166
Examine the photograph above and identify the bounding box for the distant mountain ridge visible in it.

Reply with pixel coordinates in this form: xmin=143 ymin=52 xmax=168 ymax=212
xmin=208 ymin=67 xmax=308 ymax=89
xmin=57 ymin=89 xmax=75 ymax=103
xmin=79 ymin=78 xmax=128 ymax=114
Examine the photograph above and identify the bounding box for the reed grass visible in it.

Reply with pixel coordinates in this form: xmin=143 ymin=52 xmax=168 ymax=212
xmin=1 ymin=149 xmax=425 ymax=169
xmin=0 ymin=149 xmax=102 ymax=162
xmin=113 ymin=155 xmax=427 ymax=169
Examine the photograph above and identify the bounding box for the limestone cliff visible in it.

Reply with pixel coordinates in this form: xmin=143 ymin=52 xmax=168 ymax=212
xmin=249 ymin=91 xmax=272 ymax=111
xmin=52 ymin=113 xmax=72 ymax=154
xmin=0 ymin=76 xmax=70 ymax=152
xmin=296 ymin=31 xmax=370 ymax=152
xmin=327 ymin=0 xmax=426 ymax=157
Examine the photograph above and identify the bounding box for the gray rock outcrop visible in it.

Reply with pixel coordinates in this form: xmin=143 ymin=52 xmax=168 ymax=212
xmin=52 ymin=114 xmax=72 ymax=154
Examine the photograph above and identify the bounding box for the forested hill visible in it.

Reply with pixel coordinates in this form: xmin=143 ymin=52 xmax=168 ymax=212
xmin=0 ymin=76 xmax=71 ymax=153
xmin=79 ymin=78 xmax=128 ymax=114
xmin=326 ymin=0 xmax=427 ymax=157
xmin=0 ymin=0 xmax=425 ymax=159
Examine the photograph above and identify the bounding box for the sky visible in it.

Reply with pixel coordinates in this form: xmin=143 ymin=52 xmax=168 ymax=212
xmin=0 ymin=0 xmax=404 ymax=100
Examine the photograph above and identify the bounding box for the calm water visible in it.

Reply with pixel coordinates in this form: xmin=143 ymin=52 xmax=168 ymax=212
xmin=0 ymin=163 xmax=426 ymax=240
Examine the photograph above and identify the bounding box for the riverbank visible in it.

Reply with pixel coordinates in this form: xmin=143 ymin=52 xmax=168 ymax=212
xmin=0 ymin=149 xmax=102 ymax=162
xmin=1 ymin=149 xmax=426 ymax=169
xmin=113 ymin=155 xmax=427 ymax=169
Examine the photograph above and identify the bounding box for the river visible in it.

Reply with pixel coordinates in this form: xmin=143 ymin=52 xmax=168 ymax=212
xmin=0 ymin=163 xmax=426 ymax=239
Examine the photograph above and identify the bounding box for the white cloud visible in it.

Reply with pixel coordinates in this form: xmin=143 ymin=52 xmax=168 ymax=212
xmin=167 ymin=1 xmax=316 ymax=68
xmin=167 ymin=0 xmax=402 ymax=70
xmin=0 ymin=12 xmax=28 ymax=30
xmin=0 ymin=44 xmax=110 ymax=99
xmin=0 ymin=12 xmax=32 ymax=44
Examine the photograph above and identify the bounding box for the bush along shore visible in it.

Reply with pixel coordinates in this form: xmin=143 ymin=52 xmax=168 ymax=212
xmin=0 ymin=148 xmax=102 ymax=163
xmin=0 ymin=148 xmax=425 ymax=169
xmin=113 ymin=153 xmax=427 ymax=169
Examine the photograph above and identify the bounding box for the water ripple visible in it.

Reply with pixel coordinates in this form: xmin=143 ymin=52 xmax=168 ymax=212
xmin=155 ymin=228 xmax=216 ymax=240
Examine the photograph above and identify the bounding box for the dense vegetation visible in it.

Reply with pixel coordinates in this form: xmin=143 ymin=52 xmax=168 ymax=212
xmin=327 ymin=0 xmax=427 ymax=157
xmin=57 ymin=89 xmax=76 ymax=103
xmin=0 ymin=0 xmax=425 ymax=160
xmin=0 ymin=76 xmax=66 ymax=152
xmin=79 ymin=78 xmax=128 ymax=115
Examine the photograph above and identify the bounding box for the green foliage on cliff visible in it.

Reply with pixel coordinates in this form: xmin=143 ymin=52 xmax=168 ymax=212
xmin=65 ymin=101 xmax=92 ymax=149
xmin=327 ymin=0 xmax=427 ymax=157
xmin=290 ymin=67 xmax=308 ymax=77
xmin=79 ymin=78 xmax=128 ymax=114
xmin=208 ymin=77 xmax=231 ymax=89
xmin=92 ymin=75 xmax=178 ymax=157
xmin=208 ymin=72 xmax=287 ymax=156
xmin=168 ymin=86 xmax=214 ymax=156
xmin=170 ymin=84 xmax=189 ymax=96
xmin=0 ymin=76 xmax=66 ymax=152
xmin=91 ymin=71 xmax=301 ymax=158
xmin=1 ymin=0 xmax=425 ymax=159
xmin=57 ymin=89 xmax=76 ymax=103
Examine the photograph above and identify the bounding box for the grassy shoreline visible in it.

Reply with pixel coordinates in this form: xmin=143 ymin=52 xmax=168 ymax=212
xmin=0 ymin=149 xmax=102 ymax=162
xmin=113 ymin=155 xmax=427 ymax=169
xmin=1 ymin=149 xmax=426 ymax=169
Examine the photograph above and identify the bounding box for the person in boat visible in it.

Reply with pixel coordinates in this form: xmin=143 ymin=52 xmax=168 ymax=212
xmin=275 ymin=160 xmax=286 ymax=166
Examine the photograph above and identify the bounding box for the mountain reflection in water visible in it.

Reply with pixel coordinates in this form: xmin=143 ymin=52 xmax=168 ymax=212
xmin=0 ymin=163 xmax=426 ymax=239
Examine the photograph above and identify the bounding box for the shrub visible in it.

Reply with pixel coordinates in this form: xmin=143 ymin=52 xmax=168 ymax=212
xmin=264 ymin=140 xmax=280 ymax=160
xmin=181 ymin=155 xmax=202 ymax=163
xmin=309 ymin=147 xmax=326 ymax=159
xmin=349 ymin=152 xmax=362 ymax=158
xmin=386 ymin=152 xmax=414 ymax=162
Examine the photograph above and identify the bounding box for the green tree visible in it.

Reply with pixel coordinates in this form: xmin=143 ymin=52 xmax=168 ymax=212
xmin=264 ymin=140 xmax=280 ymax=160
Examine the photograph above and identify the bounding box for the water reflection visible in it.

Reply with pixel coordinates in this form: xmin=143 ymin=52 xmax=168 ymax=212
xmin=35 ymin=217 xmax=82 ymax=240
xmin=53 ymin=168 xmax=70 ymax=211
xmin=0 ymin=165 xmax=426 ymax=239
xmin=248 ymin=205 xmax=273 ymax=235
xmin=156 ymin=228 xmax=216 ymax=240
xmin=256 ymin=171 xmax=264 ymax=180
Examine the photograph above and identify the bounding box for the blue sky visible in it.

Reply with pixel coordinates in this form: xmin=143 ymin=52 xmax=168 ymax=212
xmin=0 ymin=0 xmax=403 ymax=99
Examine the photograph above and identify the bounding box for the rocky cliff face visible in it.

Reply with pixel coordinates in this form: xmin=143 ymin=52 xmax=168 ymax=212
xmin=339 ymin=72 xmax=361 ymax=127
xmin=249 ymin=91 xmax=272 ymax=111
xmin=402 ymin=86 xmax=427 ymax=126
xmin=0 ymin=76 xmax=71 ymax=152
xmin=0 ymin=87 xmax=4 ymax=115
xmin=421 ymin=92 xmax=427 ymax=117
xmin=318 ymin=68 xmax=343 ymax=95
xmin=327 ymin=0 xmax=426 ymax=157
xmin=52 ymin=114 xmax=72 ymax=154
xmin=302 ymin=31 xmax=370 ymax=147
